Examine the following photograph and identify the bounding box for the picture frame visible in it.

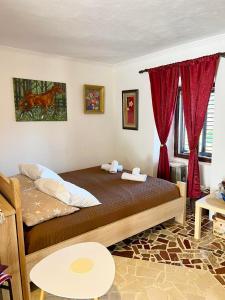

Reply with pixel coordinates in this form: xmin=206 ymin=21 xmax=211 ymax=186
xmin=13 ymin=78 xmax=67 ymax=121
xmin=84 ymin=84 xmax=104 ymax=113
xmin=122 ymin=89 xmax=139 ymax=130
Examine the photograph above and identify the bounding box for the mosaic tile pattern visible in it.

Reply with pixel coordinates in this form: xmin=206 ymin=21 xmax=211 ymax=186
xmin=109 ymin=204 xmax=225 ymax=286
xmin=31 ymin=256 xmax=225 ymax=300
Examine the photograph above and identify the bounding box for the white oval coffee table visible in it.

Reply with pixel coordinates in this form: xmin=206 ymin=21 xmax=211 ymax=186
xmin=30 ymin=242 xmax=115 ymax=300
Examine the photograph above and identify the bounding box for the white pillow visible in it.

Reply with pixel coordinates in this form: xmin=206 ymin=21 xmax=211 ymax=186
xmin=35 ymin=178 xmax=71 ymax=204
xmin=19 ymin=163 xmax=63 ymax=182
xmin=40 ymin=167 xmax=64 ymax=182
xmin=63 ymin=181 xmax=101 ymax=207
xmin=19 ymin=163 xmax=41 ymax=180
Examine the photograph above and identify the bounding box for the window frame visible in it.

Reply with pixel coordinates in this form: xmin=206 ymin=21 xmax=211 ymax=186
xmin=174 ymin=87 xmax=214 ymax=163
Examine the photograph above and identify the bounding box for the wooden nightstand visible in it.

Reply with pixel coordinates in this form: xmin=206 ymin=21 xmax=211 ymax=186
xmin=194 ymin=194 xmax=225 ymax=239
xmin=0 ymin=195 xmax=23 ymax=300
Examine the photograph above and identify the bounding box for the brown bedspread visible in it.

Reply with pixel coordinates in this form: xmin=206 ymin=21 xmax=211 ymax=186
xmin=23 ymin=167 xmax=180 ymax=254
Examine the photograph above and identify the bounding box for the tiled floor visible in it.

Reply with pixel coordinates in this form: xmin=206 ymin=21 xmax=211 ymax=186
xmin=31 ymin=256 xmax=225 ymax=299
xmin=110 ymin=204 xmax=225 ymax=286
xmin=29 ymin=203 xmax=225 ymax=299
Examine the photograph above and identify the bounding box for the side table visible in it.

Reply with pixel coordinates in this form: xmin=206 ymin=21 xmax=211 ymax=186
xmin=194 ymin=194 xmax=225 ymax=239
xmin=30 ymin=242 xmax=115 ymax=300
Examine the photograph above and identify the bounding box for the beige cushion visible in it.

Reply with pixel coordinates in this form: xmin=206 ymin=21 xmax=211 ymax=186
xmin=22 ymin=189 xmax=79 ymax=226
xmin=14 ymin=174 xmax=35 ymax=192
xmin=15 ymin=175 xmax=79 ymax=226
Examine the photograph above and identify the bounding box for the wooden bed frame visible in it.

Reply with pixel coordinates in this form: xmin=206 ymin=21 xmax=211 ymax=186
xmin=0 ymin=173 xmax=186 ymax=300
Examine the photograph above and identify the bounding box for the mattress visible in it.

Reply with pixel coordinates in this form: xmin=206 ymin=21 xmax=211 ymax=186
xmin=23 ymin=166 xmax=180 ymax=254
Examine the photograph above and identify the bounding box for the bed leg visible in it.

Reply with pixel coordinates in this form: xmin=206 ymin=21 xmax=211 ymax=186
xmin=175 ymin=210 xmax=186 ymax=225
xmin=24 ymin=276 xmax=31 ymax=300
xmin=175 ymin=181 xmax=187 ymax=225
xmin=175 ymin=196 xmax=186 ymax=225
xmin=19 ymin=269 xmax=31 ymax=300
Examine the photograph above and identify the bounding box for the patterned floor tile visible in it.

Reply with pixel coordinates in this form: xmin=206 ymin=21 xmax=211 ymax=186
xmin=109 ymin=203 xmax=225 ymax=286
xmin=30 ymin=256 xmax=225 ymax=300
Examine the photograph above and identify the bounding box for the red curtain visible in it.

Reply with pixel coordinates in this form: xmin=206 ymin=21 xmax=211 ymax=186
xmin=148 ymin=65 xmax=179 ymax=180
xmin=180 ymin=54 xmax=219 ymax=198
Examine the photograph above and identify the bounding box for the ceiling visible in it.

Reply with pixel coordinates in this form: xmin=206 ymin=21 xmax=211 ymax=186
xmin=1 ymin=0 xmax=225 ymax=63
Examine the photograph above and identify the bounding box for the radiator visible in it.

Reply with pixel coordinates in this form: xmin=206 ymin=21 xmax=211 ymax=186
xmin=170 ymin=162 xmax=187 ymax=183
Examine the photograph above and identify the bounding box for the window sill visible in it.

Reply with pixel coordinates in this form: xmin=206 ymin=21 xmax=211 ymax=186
xmin=174 ymin=154 xmax=211 ymax=164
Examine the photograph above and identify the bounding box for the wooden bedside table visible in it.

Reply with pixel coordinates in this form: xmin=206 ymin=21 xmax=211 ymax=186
xmin=0 ymin=194 xmax=23 ymax=299
xmin=194 ymin=194 xmax=225 ymax=239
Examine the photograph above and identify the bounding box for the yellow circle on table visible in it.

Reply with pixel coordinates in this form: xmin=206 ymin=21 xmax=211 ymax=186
xmin=70 ymin=258 xmax=94 ymax=274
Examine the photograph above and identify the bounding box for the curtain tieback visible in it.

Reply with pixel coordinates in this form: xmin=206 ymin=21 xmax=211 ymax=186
xmin=160 ymin=144 xmax=166 ymax=148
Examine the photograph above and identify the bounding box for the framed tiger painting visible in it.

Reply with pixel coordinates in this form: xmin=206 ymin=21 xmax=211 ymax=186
xmin=122 ymin=89 xmax=139 ymax=130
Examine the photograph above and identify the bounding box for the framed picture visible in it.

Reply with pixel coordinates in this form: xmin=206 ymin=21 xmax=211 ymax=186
xmin=13 ymin=78 xmax=67 ymax=121
xmin=122 ymin=89 xmax=139 ymax=130
xmin=84 ymin=84 xmax=104 ymax=113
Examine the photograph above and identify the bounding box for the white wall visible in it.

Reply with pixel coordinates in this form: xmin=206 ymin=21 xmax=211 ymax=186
xmin=210 ymin=57 xmax=225 ymax=190
xmin=112 ymin=64 xmax=156 ymax=176
xmin=0 ymin=47 xmax=115 ymax=176
xmin=113 ymin=34 xmax=225 ymax=188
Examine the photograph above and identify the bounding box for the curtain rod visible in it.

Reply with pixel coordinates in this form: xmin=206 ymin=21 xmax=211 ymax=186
xmin=138 ymin=52 xmax=225 ymax=74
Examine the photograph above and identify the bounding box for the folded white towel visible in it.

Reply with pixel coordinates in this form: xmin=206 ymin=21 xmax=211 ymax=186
xmin=132 ymin=167 xmax=141 ymax=175
xmin=109 ymin=160 xmax=119 ymax=173
xmin=117 ymin=165 xmax=123 ymax=172
xmin=121 ymin=172 xmax=147 ymax=182
xmin=101 ymin=163 xmax=123 ymax=172
xmin=101 ymin=163 xmax=111 ymax=171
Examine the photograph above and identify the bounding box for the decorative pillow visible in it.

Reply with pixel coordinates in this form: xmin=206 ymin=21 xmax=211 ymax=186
xmin=19 ymin=163 xmax=41 ymax=180
xmin=63 ymin=181 xmax=101 ymax=207
xmin=21 ymin=188 xmax=79 ymax=227
xmin=19 ymin=163 xmax=63 ymax=182
xmin=35 ymin=178 xmax=70 ymax=204
xmin=13 ymin=174 xmax=35 ymax=192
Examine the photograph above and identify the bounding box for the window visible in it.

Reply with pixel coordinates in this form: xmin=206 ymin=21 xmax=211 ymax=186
xmin=174 ymin=86 xmax=215 ymax=163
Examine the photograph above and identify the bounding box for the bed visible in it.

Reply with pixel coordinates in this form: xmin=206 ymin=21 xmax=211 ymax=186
xmin=0 ymin=166 xmax=186 ymax=300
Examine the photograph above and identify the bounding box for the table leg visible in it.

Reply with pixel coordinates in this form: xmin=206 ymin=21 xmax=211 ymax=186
xmin=40 ymin=290 xmax=45 ymax=300
xmin=8 ymin=279 xmax=13 ymax=300
xmin=194 ymin=205 xmax=202 ymax=239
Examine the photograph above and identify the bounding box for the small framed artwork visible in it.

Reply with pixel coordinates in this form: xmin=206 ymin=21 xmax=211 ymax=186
xmin=84 ymin=84 xmax=104 ymax=113
xmin=122 ymin=89 xmax=139 ymax=130
xmin=13 ymin=78 xmax=67 ymax=121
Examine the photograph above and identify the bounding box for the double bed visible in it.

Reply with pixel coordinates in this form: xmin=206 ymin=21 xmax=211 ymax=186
xmin=0 ymin=166 xmax=186 ymax=300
